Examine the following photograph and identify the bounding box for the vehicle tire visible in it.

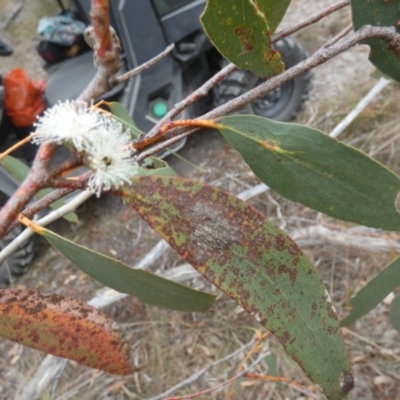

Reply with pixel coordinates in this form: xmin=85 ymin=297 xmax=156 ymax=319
xmin=0 ymin=194 xmax=36 ymax=288
xmin=213 ymin=37 xmax=312 ymax=122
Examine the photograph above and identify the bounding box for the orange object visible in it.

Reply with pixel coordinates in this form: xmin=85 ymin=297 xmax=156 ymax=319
xmin=3 ymin=68 xmax=45 ymax=127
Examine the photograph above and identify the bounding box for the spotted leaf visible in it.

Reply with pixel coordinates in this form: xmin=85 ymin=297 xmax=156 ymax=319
xmin=200 ymin=0 xmax=284 ymax=78
xmin=124 ymin=176 xmax=353 ymax=399
xmin=0 ymin=288 xmax=132 ymax=374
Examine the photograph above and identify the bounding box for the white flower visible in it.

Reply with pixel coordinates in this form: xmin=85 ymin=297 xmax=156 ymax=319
xmin=82 ymin=119 xmax=139 ymax=196
xmin=33 ymin=100 xmax=138 ymax=196
xmin=33 ymin=100 xmax=104 ymax=149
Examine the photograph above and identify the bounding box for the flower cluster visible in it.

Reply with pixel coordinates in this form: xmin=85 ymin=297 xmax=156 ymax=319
xmin=33 ymin=100 xmax=138 ymax=196
xmin=33 ymin=100 xmax=103 ymax=150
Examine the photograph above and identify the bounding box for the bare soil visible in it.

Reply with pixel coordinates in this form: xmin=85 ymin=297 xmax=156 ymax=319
xmin=1 ymin=1 xmax=400 ymax=400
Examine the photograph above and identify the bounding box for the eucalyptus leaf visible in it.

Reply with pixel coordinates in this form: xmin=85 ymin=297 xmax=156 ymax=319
xmin=256 ymin=0 xmax=291 ymax=33
xmin=201 ymin=0 xmax=284 ymax=78
xmin=37 ymin=226 xmax=215 ymax=312
xmin=341 ymin=256 xmax=400 ymax=327
xmin=0 ymin=288 xmax=132 ymax=375
xmin=108 ymin=101 xmax=143 ymax=137
xmin=124 ymin=175 xmax=353 ymax=399
xmin=351 ymin=0 xmax=400 ymax=82
xmin=217 ymin=115 xmax=400 ymax=231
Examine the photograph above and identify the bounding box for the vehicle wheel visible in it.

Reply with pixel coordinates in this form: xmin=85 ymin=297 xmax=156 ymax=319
xmin=213 ymin=37 xmax=312 ymax=122
xmin=0 ymin=194 xmax=36 ymax=288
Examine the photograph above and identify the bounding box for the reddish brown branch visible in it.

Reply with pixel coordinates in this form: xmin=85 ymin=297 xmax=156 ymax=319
xmin=145 ymin=63 xmax=237 ymax=139
xmin=136 ymin=129 xmax=198 ymax=162
xmin=3 ymin=171 xmax=91 ymax=235
xmin=79 ymin=0 xmax=122 ymax=102
xmin=90 ymin=0 xmax=112 ymax=59
xmin=0 ymin=143 xmax=56 ymax=237
xmin=50 ymin=178 xmax=88 ymax=192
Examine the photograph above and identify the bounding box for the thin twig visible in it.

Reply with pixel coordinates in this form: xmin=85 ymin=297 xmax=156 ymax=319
xmin=112 ymin=44 xmax=175 ymax=86
xmin=201 ymin=26 xmax=399 ymax=121
xmin=145 ymin=0 xmax=350 ymax=142
xmin=161 ymin=352 xmax=270 ymax=400
xmin=146 ymin=63 xmax=237 ymax=139
xmin=228 ymin=331 xmax=270 ymax=400
xmin=342 ymin=328 xmax=400 ymax=362
xmin=369 ymin=129 xmax=400 ymax=157
xmin=136 ymin=128 xmax=198 ymax=162
xmin=323 ymin=23 xmax=353 ymax=48
xmin=136 ymin=26 xmax=400 ymax=159
xmin=0 ymin=135 xmax=33 ymax=161
xmin=243 ymin=373 xmax=319 ymax=399
xmin=271 ymin=0 xmax=350 ymax=42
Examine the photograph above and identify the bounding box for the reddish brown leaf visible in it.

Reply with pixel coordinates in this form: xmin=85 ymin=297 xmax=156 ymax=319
xmin=0 ymin=288 xmax=132 ymax=375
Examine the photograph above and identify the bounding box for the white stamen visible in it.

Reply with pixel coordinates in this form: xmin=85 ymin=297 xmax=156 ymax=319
xmin=32 ymin=100 xmax=139 ymax=196
xmin=82 ymin=119 xmax=138 ymax=197
xmin=33 ymin=100 xmax=104 ymax=149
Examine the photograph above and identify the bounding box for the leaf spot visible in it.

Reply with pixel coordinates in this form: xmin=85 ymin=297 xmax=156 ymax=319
xmin=260 ymin=140 xmax=277 ymax=151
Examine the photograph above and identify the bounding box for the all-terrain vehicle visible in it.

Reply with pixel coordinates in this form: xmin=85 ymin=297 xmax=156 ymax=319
xmin=0 ymin=0 xmax=312 ymax=286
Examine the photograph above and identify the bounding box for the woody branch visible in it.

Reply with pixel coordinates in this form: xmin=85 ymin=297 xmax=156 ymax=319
xmin=0 ymin=0 xmax=120 ymax=238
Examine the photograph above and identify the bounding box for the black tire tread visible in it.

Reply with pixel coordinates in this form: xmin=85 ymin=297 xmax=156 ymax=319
xmin=213 ymin=37 xmax=313 ymax=122
xmin=0 ymin=206 xmax=36 ymax=287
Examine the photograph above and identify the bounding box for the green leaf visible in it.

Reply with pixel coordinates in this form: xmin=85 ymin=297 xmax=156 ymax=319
xmin=389 ymin=295 xmax=400 ymax=332
xmin=35 ymin=226 xmax=215 ymax=312
xmin=200 ymin=0 xmax=284 ymax=78
xmin=107 ymin=102 xmax=143 ymax=138
xmin=350 ymin=0 xmax=400 ymax=82
xmin=0 ymin=288 xmax=132 ymax=374
xmin=137 ymin=157 xmax=177 ymax=177
xmin=1 ymin=155 xmax=31 ymax=183
xmin=217 ymin=115 xmax=400 ymax=231
xmin=256 ymin=0 xmax=291 ymax=33
xmin=124 ymin=176 xmax=353 ymax=399
xmin=340 ymin=256 xmax=400 ymax=327
xmin=0 ymin=156 xmax=78 ymax=223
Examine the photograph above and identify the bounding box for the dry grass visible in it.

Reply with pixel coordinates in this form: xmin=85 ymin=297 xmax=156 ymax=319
xmin=2 ymin=1 xmax=400 ymax=399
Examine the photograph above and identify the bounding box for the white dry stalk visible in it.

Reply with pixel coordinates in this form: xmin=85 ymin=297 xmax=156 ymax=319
xmin=290 ymin=225 xmax=400 ymax=253
xmin=329 ymin=77 xmax=392 ymax=138
xmin=0 ymin=191 xmax=93 ymax=266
